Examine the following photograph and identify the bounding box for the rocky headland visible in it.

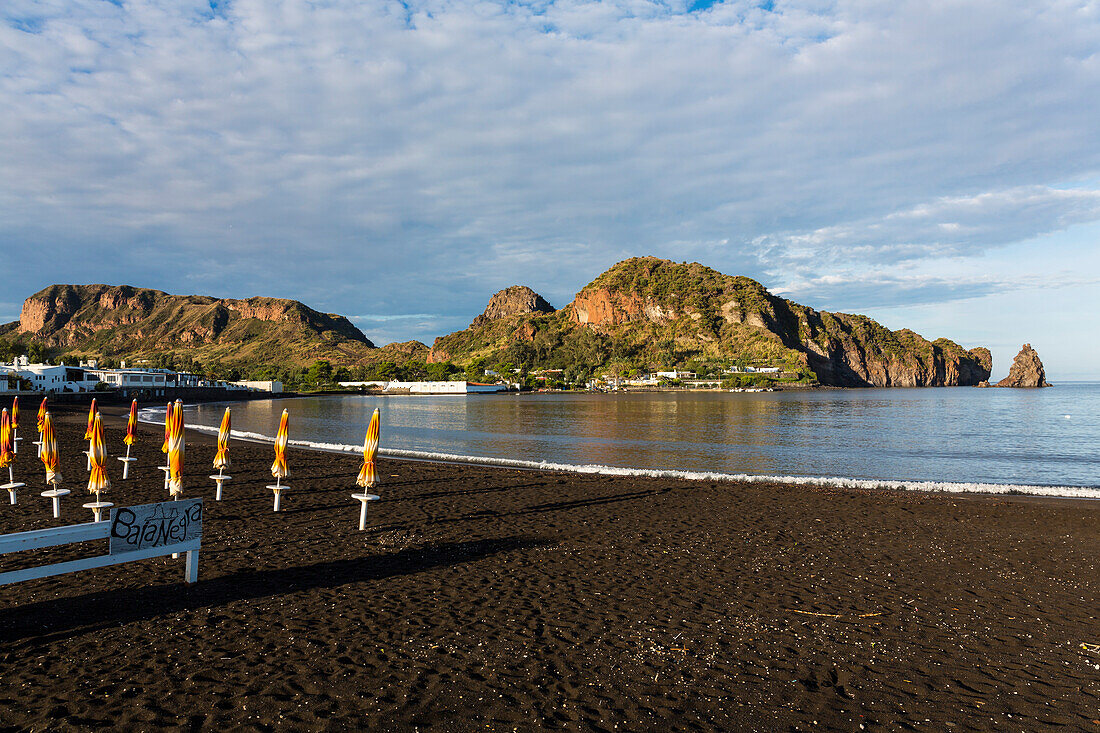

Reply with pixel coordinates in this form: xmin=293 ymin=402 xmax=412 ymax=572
xmin=429 ymin=257 xmax=992 ymax=387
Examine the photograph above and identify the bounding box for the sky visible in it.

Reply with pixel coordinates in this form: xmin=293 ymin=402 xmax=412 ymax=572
xmin=1 ymin=0 xmax=1098 ymax=379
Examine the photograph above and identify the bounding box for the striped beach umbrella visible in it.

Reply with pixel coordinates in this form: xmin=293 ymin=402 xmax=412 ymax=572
xmin=87 ymin=411 xmax=110 ymax=497
xmin=124 ymin=399 xmax=138 ymax=446
xmin=161 ymin=401 xmax=172 ymax=454
xmin=213 ymin=408 xmax=231 ymax=473
xmin=167 ymin=400 xmax=185 ymax=496
xmin=35 ymin=396 xmax=47 ymax=457
xmin=270 ymin=409 xmax=289 ymax=484
xmin=40 ymin=412 xmax=61 ymax=487
xmin=0 ymin=409 xmax=12 ymax=475
xmin=84 ymin=398 xmax=98 ymax=440
xmin=10 ymin=396 xmax=18 ymax=448
xmin=356 ymin=408 xmax=380 ymax=489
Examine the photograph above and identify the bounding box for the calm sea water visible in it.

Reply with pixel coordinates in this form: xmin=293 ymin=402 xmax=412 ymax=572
xmin=185 ymin=384 xmax=1100 ymax=490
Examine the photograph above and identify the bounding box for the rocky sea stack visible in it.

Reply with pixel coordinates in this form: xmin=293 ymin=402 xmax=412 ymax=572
xmin=995 ymin=344 xmax=1051 ymax=388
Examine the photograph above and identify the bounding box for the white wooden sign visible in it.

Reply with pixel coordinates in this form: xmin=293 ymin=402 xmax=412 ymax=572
xmin=109 ymin=498 xmax=202 ymax=554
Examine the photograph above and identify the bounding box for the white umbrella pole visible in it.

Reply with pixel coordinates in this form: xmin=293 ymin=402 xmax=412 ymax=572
xmin=11 ymin=427 xmax=16 ymax=454
xmin=51 ymin=481 xmax=60 ymax=519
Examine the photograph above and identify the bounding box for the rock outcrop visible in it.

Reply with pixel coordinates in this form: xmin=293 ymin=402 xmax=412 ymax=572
xmin=995 ymin=344 xmax=1051 ymax=387
xmin=470 ymin=286 xmax=554 ymax=329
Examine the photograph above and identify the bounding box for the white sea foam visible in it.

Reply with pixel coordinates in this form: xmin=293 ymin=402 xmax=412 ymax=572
xmin=138 ymin=409 xmax=1100 ymax=500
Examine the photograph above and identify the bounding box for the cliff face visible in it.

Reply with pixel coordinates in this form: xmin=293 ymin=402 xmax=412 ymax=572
xmin=17 ymin=284 xmax=376 ymax=368
xmin=996 ymin=344 xmax=1051 ymax=387
xmin=430 ymin=257 xmax=993 ymax=387
xmin=471 ymin=286 xmax=554 ymax=329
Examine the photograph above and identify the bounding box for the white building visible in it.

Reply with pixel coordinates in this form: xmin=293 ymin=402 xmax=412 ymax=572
xmin=233 ymin=380 xmax=283 ymax=393
xmin=84 ymin=368 xmax=169 ymax=391
xmin=0 ymin=356 xmax=99 ymax=393
xmin=656 ymin=370 xmax=697 ymax=380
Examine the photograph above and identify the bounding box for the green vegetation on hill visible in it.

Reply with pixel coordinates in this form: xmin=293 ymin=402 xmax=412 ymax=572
xmin=428 ymin=257 xmax=990 ymax=387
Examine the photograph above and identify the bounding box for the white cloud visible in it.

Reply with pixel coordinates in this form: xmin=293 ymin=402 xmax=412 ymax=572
xmin=1 ymin=0 xmax=1099 ymax=362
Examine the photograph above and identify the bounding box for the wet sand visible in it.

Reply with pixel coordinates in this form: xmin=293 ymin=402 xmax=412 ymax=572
xmin=0 ymin=403 xmax=1098 ymax=731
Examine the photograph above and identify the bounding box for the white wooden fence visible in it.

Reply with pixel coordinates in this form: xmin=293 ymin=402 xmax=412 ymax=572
xmin=0 ymin=499 xmax=202 ymax=586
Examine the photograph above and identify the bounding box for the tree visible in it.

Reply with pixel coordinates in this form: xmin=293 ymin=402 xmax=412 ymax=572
xmin=305 ymin=360 xmax=333 ymax=387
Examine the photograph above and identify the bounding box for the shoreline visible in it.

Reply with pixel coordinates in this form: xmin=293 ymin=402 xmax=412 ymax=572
xmin=136 ymin=404 xmax=1100 ymax=501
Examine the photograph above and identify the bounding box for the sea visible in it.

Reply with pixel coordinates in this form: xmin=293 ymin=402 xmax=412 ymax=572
xmin=163 ymin=383 xmax=1100 ymax=499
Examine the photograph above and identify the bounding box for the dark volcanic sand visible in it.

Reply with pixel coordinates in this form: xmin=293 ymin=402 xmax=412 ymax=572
xmin=0 ymin=403 xmax=1097 ymax=732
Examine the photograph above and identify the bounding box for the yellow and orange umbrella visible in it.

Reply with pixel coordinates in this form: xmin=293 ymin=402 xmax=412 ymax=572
xmin=356 ymin=408 xmax=380 ymax=489
xmin=36 ymin=397 xmax=47 ymax=434
xmin=10 ymin=395 xmax=18 ymax=433
xmin=271 ymin=409 xmax=289 ymax=484
xmin=167 ymin=400 xmax=185 ymax=496
xmin=84 ymin=398 xmax=98 ymax=440
xmin=213 ymin=408 xmax=231 ymax=474
xmin=40 ymin=412 xmax=61 ymax=487
xmin=161 ymin=401 xmax=172 ymax=454
xmin=87 ymin=412 xmax=110 ymax=497
xmin=124 ymin=399 xmax=138 ymax=446
xmin=0 ymin=409 xmax=12 ymax=475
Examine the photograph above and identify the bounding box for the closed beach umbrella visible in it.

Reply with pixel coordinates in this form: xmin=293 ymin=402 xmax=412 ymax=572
xmin=41 ymin=412 xmax=61 ymax=487
xmin=167 ymin=400 xmax=185 ymax=496
xmin=271 ymin=409 xmax=289 ymax=483
xmin=119 ymin=398 xmax=138 ymax=479
xmin=10 ymin=396 xmax=18 ymax=451
xmin=124 ymin=399 xmax=138 ymax=447
xmin=0 ymin=409 xmax=12 ymax=476
xmin=356 ymin=408 xmax=380 ymax=489
xmin=84 ymin=398 xmax=98 ymax=440
xmin=35 ymin=396 xmax=47 ymax=458
xmin=161 ymin=401 xmax=173 ymax=454
xmin=36 ymin=397 xmax=47 ymax=434
xmin=213 ymin=408 xmax=231 ymax=473
xmin=87 ymin=412 xmax=110 ymax=497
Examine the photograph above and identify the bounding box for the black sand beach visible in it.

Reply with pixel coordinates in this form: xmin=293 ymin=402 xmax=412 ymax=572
xmin=0 ymin=404 xmax=1097 ymax=731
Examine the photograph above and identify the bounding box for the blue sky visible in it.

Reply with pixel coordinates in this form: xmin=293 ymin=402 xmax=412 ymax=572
xmin=1 ymin=0 xmax=1098 ymax=379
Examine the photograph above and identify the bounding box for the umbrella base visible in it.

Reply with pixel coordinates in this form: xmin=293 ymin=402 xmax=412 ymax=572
xmin=117 ymin=456 xmax=136 ymax=479
xmin=209 ymin=475 xmax=232 ymax=501
xmin=267 ymin=485 xmax=289 ymax=512
xmin=351 ymin=493 xmax=380 ymax=531
xmin=1 ymin=482 xmax=24 ymax=505
xmin=82 ymin=501 xmax=114 ymax=522
xmin=41 ymin=488 xmax=70 ymax=519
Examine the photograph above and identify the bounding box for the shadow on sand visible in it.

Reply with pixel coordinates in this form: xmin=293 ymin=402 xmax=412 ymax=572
xmin=0 ymin=536 xmax=547 ymax=645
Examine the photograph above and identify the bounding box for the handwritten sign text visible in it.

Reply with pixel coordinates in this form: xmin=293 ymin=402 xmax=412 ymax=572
xmin=109 ymin=499 xmax=203 ymax=554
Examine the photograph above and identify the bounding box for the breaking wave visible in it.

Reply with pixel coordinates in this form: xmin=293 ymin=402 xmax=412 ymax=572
xmin=139 ymin=408 xmax=1100 ymax=500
